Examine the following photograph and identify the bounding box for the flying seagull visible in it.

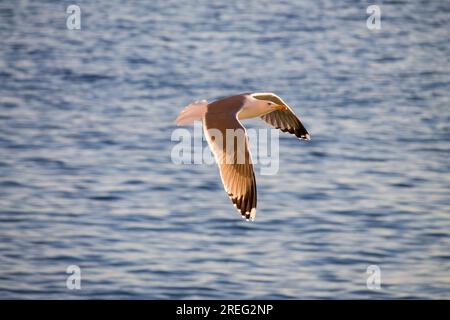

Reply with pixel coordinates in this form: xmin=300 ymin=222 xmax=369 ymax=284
xmin=176 ymin=92 xmax=310 ymax=221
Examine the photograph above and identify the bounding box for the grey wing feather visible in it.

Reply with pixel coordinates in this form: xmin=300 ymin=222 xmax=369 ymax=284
xmin=261 ymin=109 xmax=310 ymax=140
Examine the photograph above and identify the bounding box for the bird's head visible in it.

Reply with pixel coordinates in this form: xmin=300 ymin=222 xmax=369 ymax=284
xmin=250 ymin=92 xmax=288 ymax=111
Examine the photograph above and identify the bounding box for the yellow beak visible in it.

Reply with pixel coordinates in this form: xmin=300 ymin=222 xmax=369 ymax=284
xmin=276 ymin=105 xmax=288 ymax=111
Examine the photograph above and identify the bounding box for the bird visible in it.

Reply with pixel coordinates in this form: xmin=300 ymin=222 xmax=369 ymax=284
xmin=175 ymin=92 xmax=310 ymax=221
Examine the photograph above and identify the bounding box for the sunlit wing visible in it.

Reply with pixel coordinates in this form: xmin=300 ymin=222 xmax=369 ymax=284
xmin=203 ymin=99 xmax=257 ymax=220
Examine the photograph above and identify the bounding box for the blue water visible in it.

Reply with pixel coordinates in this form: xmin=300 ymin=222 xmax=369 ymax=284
xmin=0 ymin=0 xmax=449 ymax=299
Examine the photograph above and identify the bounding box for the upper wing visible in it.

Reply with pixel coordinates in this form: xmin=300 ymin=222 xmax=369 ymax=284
xmin=203 ymin=105 xmax=257 ymax=220
xmin=261 ymin=108 xmax=311 ymax=140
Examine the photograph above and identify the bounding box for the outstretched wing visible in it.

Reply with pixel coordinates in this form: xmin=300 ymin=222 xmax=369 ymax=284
xmin=203 ymin=96 xmax=257 ymax=220
xmin=253 ymin=93 xmax=311 ymax=140
xmin=261 ymin=109 xmax=310 ymax=140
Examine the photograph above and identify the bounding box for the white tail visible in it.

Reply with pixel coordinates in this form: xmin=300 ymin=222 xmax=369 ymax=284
xmin=175 ymin=100 xmax=208 ymax=125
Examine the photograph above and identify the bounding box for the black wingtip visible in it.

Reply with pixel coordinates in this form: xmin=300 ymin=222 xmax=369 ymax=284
xmin=299 ymin=133 xmax=311 ymax=141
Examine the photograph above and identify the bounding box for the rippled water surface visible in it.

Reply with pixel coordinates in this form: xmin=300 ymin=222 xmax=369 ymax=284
xmin=0 ymin=0 xmax=449 ymax=299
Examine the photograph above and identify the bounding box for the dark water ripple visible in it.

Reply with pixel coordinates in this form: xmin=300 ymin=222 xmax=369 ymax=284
xmin=0 ymin=0 xmax=449 ymax=299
